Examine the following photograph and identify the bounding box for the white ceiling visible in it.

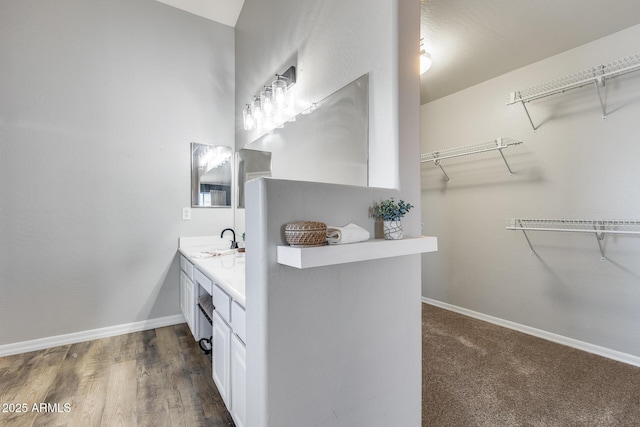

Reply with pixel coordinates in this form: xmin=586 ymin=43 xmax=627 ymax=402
xmin=155 ymin=0 xmax=244 ymax=27
xmin=420 ymin=0 xmax=640 ymax=104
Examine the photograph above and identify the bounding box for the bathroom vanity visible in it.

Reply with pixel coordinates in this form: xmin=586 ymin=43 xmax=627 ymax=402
xmin=178 ymin=236 xmax=246 ymax=427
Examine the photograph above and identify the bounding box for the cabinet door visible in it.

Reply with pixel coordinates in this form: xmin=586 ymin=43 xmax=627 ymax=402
xmin=179 ymin=271 xmax=192 ymax=328
xmin=179 ymin=271 xmax=187 ymax=319
xmin=180 ymin=271 xmax=197 ymax=339
xmin=231 ymin=333 xmax=247 ymax=427
xmin=212 ymin=311 xmax=231 ymax=406
xmin=185 ymin=275 xmax=197 ymax=338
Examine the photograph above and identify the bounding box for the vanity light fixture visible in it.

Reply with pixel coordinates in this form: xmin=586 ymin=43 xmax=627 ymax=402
xmin=420 ymin=38 xmax=432 ymax=74
xmin=244 ymin=65 xmax=297 ymax=132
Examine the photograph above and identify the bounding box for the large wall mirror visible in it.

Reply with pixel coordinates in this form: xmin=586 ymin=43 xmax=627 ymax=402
xmin=191 ymin=143 xmax=233 ymax=208
xmin=240 ymin=73 xmax=369 ymax=194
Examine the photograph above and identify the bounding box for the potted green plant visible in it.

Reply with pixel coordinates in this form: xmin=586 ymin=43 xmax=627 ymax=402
xmin=371 ymin=198 xmax=414 ymax=240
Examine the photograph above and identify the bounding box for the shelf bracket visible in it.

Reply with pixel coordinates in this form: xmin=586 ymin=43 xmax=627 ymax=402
xmin=497 ymin=144 xmax=515 ymax=176
xmin=520 ymin=100 xmax=537 ymax=133
xmin=594 ymin=222 xmax=606 ymax=261
xmin=434 ymin=159 xmax=450 ymax=181
xmin=518 ymin=220 xmax=537 ymax=255
xmin=593 ymin=77 xmax=607 ymax=120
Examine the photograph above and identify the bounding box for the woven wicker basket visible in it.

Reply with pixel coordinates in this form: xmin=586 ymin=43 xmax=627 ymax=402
xmin=285 ymin=221 xmax=327 ymax=247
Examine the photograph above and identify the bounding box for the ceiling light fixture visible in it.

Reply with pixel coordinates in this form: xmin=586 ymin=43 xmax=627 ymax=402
xmin=420 ymin=38 xmax=432 ymax=74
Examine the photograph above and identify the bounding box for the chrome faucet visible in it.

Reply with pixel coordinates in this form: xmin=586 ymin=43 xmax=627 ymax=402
xmin=221 ymin=228 xmax=238 ymax=249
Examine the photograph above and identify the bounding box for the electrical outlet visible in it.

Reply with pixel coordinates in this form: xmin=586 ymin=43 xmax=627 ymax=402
xmin=182 ymin=207 xmax=191 ymax=220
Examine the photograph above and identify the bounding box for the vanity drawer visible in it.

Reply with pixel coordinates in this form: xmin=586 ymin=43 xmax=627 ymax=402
xmin=231 ymin=301 xmax=246 ymax=344
xmin=194 ymin=268 xmax=212 ymax=295
xmin=211 ymin=284 xmax=231 ymax=323
xmin=180 ymin=255 xmax=194 ymax=280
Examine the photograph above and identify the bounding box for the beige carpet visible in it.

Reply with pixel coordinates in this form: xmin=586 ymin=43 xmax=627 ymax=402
xmin=422 ymin=304 xmax=640 ymax=427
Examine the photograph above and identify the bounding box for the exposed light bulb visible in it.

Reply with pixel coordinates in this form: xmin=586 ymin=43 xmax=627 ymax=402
xmin=272 ymin=78 xmax=288 ymax=123
xmin=251 ymin=98 xmax=263 ymax=131
xmin=243 ymin=104 xmax=255 ymax=130
xmin=261 ymin=89 xmax=273 ymax=114
xmin=420 ymin=50 xmax=432 ymax=74
xmin=272 ymin=79 xmax=287 ymax=106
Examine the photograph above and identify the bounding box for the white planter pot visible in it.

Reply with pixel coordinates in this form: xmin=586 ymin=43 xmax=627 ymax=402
xmin=383 ymin=220 xmax=403 ymax=240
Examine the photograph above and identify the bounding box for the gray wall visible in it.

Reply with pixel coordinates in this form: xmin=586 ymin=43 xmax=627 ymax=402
xmin=421 ymin=24 xmax=640 ymax=357
xmin=0 ymin=0 xmax=234 ymax=346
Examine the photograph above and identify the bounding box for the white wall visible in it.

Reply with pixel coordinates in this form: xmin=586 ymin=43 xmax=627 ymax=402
xmin=235 ymin=0 xmax=423 ymax=424
xmin=246 ymin=178 xmax=422 ymax=426
xmin=0 ymin=0 xmax=234 ymax=346
xmin=235 ymin=0 xmax=394 ymax=188
xmin=234 ymin=0 xmax=422 ymax=238
xmin=421 ymin=24 xmax=640 ymax=357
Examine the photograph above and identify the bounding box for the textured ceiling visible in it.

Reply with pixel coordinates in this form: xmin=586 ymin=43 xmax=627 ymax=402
xmin=420 ymin=0 xmax=640 ymax=104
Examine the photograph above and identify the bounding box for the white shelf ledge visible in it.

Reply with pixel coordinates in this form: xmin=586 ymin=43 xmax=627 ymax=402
xmin=507 ymin=53 xmax=640 ymax=131
xmin=277 ymin=236 xmax=438 ymax=269
xmin=421 ymin=137 xmax=523 ymax=181
xmin=506 ymin=218 xmax=640 ymax=261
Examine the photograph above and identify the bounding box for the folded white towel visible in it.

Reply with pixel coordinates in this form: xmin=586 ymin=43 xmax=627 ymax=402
xmin=326 ymin=223 xmax=370 ymax=245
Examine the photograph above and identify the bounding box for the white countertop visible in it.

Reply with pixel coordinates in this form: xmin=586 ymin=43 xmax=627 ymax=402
xmin=179 ymin=236 xmax=246 ymax=307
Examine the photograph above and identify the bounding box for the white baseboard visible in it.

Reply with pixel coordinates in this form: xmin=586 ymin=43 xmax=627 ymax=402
xmin=422 ymin=297 xmax=640 ymax=368
xmin=0 ymin=314 xmax=185 ymax=358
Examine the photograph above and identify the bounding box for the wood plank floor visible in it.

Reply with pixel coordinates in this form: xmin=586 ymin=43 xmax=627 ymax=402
xmin=6 ymin=307 xmax=640 ymax=426
xmin=0 ymin=324 xmax=234 ymax=427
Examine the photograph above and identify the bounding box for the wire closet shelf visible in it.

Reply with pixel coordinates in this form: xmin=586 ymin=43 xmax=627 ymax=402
xmin=420 ymin=137 xmax=523 ymax=181
xmin=507 ymin=53 xmax=640 ymax=131
xmin=506 ymin=218 xmax=640 ymax=260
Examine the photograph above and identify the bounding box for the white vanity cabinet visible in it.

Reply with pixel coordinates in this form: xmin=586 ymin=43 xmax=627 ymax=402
xmin=209 ymin=279 xmax=246 ymax=426
xmin=177 ymin=240 xmax=246 ymax=427
xmin=193 ymin=267 xmax=247 ymax=426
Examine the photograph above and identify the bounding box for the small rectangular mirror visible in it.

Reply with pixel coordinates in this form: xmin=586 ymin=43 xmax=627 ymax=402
xmin=191 ymin=143 xmax=233 ymax=208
